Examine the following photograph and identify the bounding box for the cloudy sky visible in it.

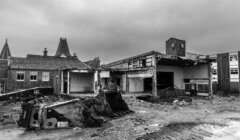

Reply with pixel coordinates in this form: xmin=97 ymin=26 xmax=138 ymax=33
xmin=0 ymin=0 xmax=240 ymax=63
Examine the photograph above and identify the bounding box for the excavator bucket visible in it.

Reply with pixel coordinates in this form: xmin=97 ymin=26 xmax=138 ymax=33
xmin=93 ymin=83 xmax=131 ymax=117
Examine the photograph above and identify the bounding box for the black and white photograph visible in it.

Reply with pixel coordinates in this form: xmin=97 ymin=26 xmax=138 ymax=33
xmin=1 ymin=0 xmax=240 ymax=139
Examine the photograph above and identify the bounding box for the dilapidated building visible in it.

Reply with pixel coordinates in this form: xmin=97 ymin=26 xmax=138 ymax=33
xmin=102 ymin=38 xmax=212 ymax=96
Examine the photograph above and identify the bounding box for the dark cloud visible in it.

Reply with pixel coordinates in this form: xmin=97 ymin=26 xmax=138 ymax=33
xmin=1 ymin=0 xmax=240 ymax=63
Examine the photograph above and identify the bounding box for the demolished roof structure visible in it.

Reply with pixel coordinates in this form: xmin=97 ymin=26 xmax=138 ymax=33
xmin=102 ymin=51 xmax=211 ymax=71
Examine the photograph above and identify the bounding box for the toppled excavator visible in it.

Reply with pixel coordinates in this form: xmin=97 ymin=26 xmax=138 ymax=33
xmin=18 ymin=98 xmax=103 ymax=130
xmin=17 ymin=83 xmax=132 ymax=130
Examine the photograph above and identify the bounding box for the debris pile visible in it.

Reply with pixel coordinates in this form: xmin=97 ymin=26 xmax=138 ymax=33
xmin=136 ymin=95 xmax=192 ymax=106
xmin=18 ymin=97 xmax=105 ymax=130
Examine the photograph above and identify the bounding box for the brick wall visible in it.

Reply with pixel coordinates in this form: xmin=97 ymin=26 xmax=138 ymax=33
xmin=6 ymin=69 xmax=54 ymax=92
xmin=0 ymin=60 xmax=8 ymax=78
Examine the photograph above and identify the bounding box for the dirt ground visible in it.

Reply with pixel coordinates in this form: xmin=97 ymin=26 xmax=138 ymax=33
xmin=1 ymin=94 xmax=240 ymax=140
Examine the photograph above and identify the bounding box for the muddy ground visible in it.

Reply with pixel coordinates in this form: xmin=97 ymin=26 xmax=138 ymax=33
xmin=1 ymin=94 xmax=240 ymax=140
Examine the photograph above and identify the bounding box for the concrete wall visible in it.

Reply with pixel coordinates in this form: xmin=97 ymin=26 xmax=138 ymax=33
xmin=70 ymin=73 xmax=94 ymax=92
xmin=157 ymin=65 xmax=184 ymax=89
xmin=183 ymin=64 xmax=209 ymax=79
xmin=122 ymin=74 xmax=127 ymax=91
xmin=129 ymin=78 xmax=144 ymax=92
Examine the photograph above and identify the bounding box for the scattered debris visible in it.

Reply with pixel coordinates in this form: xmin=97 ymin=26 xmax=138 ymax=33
xmin=136 ymin=95 xmax=192 ymax=106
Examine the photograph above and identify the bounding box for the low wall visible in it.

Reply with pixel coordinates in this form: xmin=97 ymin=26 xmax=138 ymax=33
xmin=0 ymin=86 xmax=53 ymax=101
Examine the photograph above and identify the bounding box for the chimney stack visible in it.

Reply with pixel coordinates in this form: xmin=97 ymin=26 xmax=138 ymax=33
xmin=43 ymin=48 xmax=48 ymax=56
xmin=73 ymin=53 xmax=77 ymax=58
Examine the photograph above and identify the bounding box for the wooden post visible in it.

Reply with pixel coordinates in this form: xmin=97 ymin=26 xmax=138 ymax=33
xmin=126 ymin=72 xmax=129 ymax=93
xmin=94 ymin=70 xmax=98 ymax=93
xmin=67 ymin=71 xmax=70 ymax=94
xmin=61 ymin=71 xmax=63 ymax=93
xmin=152 ymin=54 xmax=157 ymax=96
xmin=208 ymin=63 xmax=213 ymax=96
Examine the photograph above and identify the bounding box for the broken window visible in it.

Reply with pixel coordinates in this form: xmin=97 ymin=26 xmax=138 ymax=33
xmin=0 ymin=82 xmax=5 ymax=94
xmin=196 ymin=80 xmax=210 ymax=92
xmin=197 ymin=84 xmax=209 ymax=92
xmin=212 ymin=69 xmax=217 ymax=75
xmin=128 ymin=62 xmax=133 ymax=68
xmin=146 ymin=57 xmax=153 ymax=66
xmin=230 ymin=68 xmax=239 ymax=74
xmin=42 ymin=72 xmax=50 ymax=81
xmin=133 ymin=60 xmax=138 ymax=67
xmin=229 ymin=55 xmax=238 ymax=61
xmin=30 ymin=71 xmax=38 ymax=81
xmin=139 ymin=59 xmax=146 ymax=67
xmin=16 ymin=71 xmax=25 ymax=81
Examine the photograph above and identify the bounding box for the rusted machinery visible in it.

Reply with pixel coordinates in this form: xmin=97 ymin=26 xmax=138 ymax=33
xmin=17 ymin=83 xmax=132 ymax=130
xmin=18 ymin=98 xmax=103 ymax=130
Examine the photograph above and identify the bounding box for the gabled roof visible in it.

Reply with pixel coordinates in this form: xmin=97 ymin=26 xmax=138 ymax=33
xmin=9 ymin=55 xmax=91 ymax=70
xmin=55 ymin=38 xmax=72 ymax=57
xmin=0 ymin=39 xmax=11 ymax=59
xmin=84 ymin=57 xmax=100 ymax=69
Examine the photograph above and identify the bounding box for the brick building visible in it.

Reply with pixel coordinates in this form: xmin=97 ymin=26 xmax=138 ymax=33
xmin=0 ymin=38 xmax=92 ymax=94
xmin=210 ymin=52 xmax=240 ymax=94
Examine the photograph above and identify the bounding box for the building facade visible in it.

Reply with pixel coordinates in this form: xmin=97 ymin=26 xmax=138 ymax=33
xmin=102 ymin=38 xmax=212 ymax=96
xmin=0 ymin=38 xmax=94 ymax=94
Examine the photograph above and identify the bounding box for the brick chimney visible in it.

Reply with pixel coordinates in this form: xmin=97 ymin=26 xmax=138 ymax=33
xmin=43 ymin=48 xmax=48 ymax=56
xmin=73 ymin=53 xmax=77 ymax=58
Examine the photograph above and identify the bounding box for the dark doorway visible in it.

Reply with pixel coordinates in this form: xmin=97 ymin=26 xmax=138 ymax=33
xmin=115 ymin=78 xmax=121 ymax=86
xmin=64 ymin=80 xmax=68 ymax=93
xmin=144 ymin=78 xmax=152 ymax=92
xmin=157 ymin=72 xmax=174 ymax=89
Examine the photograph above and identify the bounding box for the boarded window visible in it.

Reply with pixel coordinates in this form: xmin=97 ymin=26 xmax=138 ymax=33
xmin=42 ymin=72 xmax=50 ymax=81
xmin=16 ymin=71 xmax=25 ymax=81
xmin=30 ymin=71 xmax=38 ymax=81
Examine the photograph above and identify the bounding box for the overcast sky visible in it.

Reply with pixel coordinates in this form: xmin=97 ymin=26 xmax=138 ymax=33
xmin=0 ymin=0 xmax=240 ymax=63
